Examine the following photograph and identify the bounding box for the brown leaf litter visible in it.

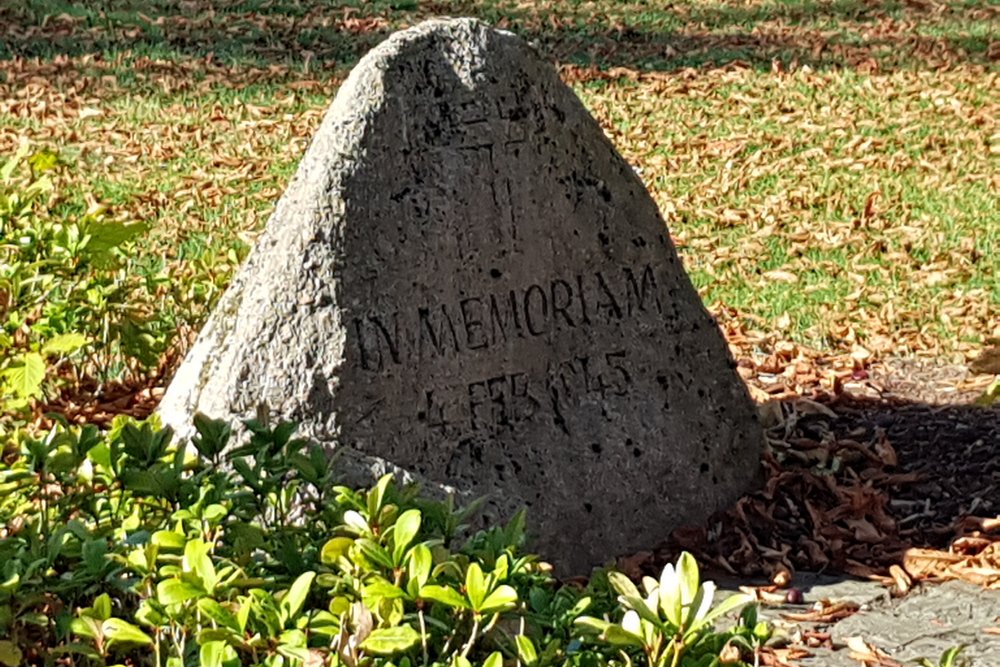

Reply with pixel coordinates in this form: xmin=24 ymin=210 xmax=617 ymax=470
xmin=647 ymin=318 xmax=1000 ymax=595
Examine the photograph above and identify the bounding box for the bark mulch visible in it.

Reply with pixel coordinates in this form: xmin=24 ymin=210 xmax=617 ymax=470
xmin=630 ymin=343 xmax=1000 ymax=597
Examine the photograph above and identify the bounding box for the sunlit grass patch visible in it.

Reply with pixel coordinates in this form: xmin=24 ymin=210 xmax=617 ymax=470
xmin=577 ymin=61 xmax=997 ymax=352
xmin=0 ymin=0 xmax=995 ymax=364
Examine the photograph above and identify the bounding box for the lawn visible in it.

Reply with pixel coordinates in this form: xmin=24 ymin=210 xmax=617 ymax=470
xmin=0 ymin=0 xmax=996 ymax=408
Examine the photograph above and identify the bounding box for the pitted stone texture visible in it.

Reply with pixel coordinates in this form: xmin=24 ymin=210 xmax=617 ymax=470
xmin=160 ymin=18 xmax=764 ymax=574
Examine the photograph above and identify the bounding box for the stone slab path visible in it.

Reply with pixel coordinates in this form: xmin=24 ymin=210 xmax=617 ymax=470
xmin=718 ymin=574 xmax=1000 ymax=666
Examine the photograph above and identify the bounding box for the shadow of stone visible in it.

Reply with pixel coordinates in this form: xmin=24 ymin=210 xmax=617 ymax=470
xmin=656 ymin=390 xmax=998 ymax=581
xmin=821 ymin=394 xmax=999 ymax=547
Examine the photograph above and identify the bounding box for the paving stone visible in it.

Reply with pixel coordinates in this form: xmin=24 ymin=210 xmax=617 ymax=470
xmin=718 ymin=574 xmax=1000 ymax=666
xmin=828 ymin=580 xmax=1000 ymax=667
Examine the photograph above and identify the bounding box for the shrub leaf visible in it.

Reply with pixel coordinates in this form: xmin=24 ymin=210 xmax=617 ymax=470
xmin=360 ymin=625 xmax=420 ymax=655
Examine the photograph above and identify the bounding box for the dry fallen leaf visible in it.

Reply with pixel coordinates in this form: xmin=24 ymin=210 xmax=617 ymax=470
xmin=764 ymin=270 xmax=799 ymax=284
xmin=760 ymin=646 xmax=812 ymax=667
xmin=889 ymin=564 xmax=912 ymax=595
xmin=782 ymin=600 xmax=861 ymax=623
xmin=845 ymin=635 xmax=904 ymax=666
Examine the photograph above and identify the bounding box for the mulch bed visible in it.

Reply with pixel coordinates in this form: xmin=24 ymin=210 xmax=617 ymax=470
xmin=629 ymin=336 xmax=1000 ymax=594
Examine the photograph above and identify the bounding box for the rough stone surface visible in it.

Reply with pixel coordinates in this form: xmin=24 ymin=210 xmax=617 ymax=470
xmin=160 ymin=18 xmax=764 ymax=573
xmin=827 ymin=581 xmax=1000 ymax=667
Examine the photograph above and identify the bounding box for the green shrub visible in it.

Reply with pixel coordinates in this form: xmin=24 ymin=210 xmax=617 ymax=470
xmin=0 ymin=143 xmax=170 ymax=423
xmin=0 ymin=414 xmax=769 ymax=667
xmin=574 ymin=554 xmax=759 ymax=667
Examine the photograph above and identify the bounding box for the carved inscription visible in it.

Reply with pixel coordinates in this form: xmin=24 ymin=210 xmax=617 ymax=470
xmin=416 ymin=350 xmax=636 ymax=438
xmin=467 ymin=371 xmax=536 ymax=432
xmin=352 ymin=262 xmax=663 ymax=370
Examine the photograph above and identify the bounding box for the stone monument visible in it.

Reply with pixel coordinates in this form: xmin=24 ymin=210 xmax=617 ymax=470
xmin=160 ymin=18 xmax=764 ymax=573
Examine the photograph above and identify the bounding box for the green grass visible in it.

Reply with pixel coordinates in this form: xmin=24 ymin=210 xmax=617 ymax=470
xmin=0 ymin=0 xmax=996 ymax=362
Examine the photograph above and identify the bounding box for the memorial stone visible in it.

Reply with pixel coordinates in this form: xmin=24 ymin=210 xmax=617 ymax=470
xmin=160 ymin=18 xmax=764 ymax=573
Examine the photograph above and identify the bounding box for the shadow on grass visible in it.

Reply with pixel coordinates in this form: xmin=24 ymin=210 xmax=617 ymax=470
xmin=0 ymin=0 xmax=994 ymax=85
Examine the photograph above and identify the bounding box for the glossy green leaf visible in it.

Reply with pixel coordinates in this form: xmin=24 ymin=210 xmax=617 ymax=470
xmin=202 ymin=504 xmax=227 ymax=523
xmin=574 ymin=616 xmax=613 ymax=635
xmin=366 ymin=474 xmax=394 ymax=518
xmin=2 ymin=352 xmax=45 ymax=399
xmin=407 ymin=544 xmax=432 ymax=595
xmin=184 ymin=539 xmax=218 ymax=592
xmin=196 ymin=599 xmax=240 ymax=632
xmin=516 ymin=635 xmax=538 ymax=666
xmin=607 ymin=571 xmax=641 ymax=600
xmin=157 ymin=578 xmax=205 ymax=606
xmin=684 ymin=585 xmax=711 ymax=634
xmin=364 ymin=579 xmax=406 ymax=601
xmin=602 ymin=624 xmax=644 ymax=647
xmin=92 ymin=593 xmax=113 ymax=621
xmin=492 ymin=554 xmax=509 ymax=581
xmin=70 ymin=617 xmax=101 ymax=641
xmin=621 ymin=595 xmax=661 ymax=628
xmin=199 ymin=640 xmax=226 ymax=667
xmin=676 ymin=552 xmax=700 ymax=606
xmin=278 ymin=628 xmax=307 ymax=647
xmin=309 ymin=610 xmax=342 ymax=638
xmin=465 ymin=562 xmax=487 ymax=610
xmin=392 ymin=509 xmax=421 ymax=562
xmin=329 ymin=596 xmax=351 ymax=616
xmin=566 ymin=595 xmax=592 ymax=618
xmin=280 ymin=571 xmax=315 ymax=622
xmin=357 ymin=538 xmax=394 ymax=570
xmin=134 ymin=601 xmax=166 ymax=628
xmin=102 ymin=618 xmax=153 ymax=649
xmin=479 ymin=584 xmax=518 ymax=614
xmin=152 ymin=530 xmax=187 ymax=551
xmin=0 ymin=574 xmax=19 ymax=594
xmin=418 ymin=585 xmax=469 ymax=609
xmin=482 ymin=650 xmax=503 ymax=667
xmin=41 ymin=333 xmax=88 ymax=355
xmin=236 ymin=596 xmax=251 ymax=633
xmin=360 ymin=625 xmax=420 ymax=655
xmin=276 ymin=644 xmax=310 ymax=662
xmin=320 ymin=536 xmax=354 ymax=565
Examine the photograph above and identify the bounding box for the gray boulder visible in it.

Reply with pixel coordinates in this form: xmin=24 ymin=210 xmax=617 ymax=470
xmin=160 ymin=18 xmax=764 ymax=574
